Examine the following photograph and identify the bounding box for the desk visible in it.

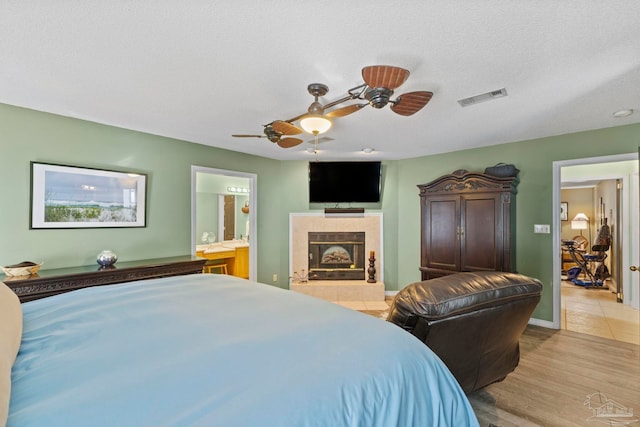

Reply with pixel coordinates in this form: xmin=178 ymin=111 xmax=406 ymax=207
xmin=2 ymin=255 xmax=206 ymax=302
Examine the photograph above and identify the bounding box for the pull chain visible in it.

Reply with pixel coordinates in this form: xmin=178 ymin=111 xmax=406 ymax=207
xmin=313 ymin=131 xmax=319 ymax=161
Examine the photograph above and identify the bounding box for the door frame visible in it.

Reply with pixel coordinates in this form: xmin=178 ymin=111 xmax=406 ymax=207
xmin=191 ymin=165 xmax=257 ymax=282
xmin=552 ymin=152 xmax=638 ymax=329
xmin=631 ymin=170 xmax=639 ymax=309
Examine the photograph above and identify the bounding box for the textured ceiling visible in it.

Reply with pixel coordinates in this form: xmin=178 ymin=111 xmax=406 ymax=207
xmin=1 ymin=1 xmax=639 ymax=161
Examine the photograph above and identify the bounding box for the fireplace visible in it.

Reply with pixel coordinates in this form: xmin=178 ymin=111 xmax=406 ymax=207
xmin=308 ymin=232 xmax=365 ymax=280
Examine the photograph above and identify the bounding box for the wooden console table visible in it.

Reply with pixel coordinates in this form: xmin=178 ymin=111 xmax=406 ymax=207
xmin=2 ymin=255 xmax=207 ymax=303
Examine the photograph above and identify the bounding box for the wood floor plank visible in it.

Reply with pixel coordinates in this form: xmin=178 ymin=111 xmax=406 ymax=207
xmin=467 ymin=325 xmax=640 ymax=426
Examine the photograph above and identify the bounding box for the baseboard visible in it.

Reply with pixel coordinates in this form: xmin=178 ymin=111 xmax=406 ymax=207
xmin=528 ymin=317 xmax=556 ymax=329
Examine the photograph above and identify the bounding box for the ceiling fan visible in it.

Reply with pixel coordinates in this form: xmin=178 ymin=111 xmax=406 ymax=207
xmin=232 ymin=65 xmax=433 ymax=148
xmin=231 ymin=120 xmax=304 ymax=148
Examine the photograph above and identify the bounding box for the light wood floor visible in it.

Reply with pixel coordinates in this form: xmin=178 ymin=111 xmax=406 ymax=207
xmin=356 ymin=298 xmax=640 ymax=426
xmin=467 ymin=325 xmax=640 ymax=426
xmin=562 ymin=280 xmax=640 ymax=344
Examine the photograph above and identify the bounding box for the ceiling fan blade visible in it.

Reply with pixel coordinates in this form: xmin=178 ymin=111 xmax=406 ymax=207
xmin=362 ymin=65 xmax=410 ymax=90
xmin=272 ymin=120 xmax=303 ymax=135
xmin=325 ymin=103 xmax=367 ymax=118
xmin=390 ymin=91 xmax=433 ymax=116
xmin=232 ymin=134 xmax=265 ymax=138
xmin=277 ymin=137 xmax=303 ymax=148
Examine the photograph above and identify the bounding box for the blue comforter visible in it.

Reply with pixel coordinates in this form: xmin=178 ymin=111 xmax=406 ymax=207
xmin=9 ymin=274 xmax=478 ymax=426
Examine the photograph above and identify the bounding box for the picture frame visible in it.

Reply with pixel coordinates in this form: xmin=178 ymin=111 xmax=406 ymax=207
xmin=560 ymin=202 xmax=568 ymax=221
xmin=30 ymin=162 xmax=147 ymax=229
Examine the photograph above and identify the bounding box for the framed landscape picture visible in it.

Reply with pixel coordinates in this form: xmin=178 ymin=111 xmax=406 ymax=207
xmin=30 ymin=162 xmax=147 ymax=229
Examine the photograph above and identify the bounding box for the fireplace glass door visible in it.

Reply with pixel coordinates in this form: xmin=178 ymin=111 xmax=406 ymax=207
xmin=308 ymin=232 xmax=365 ymax=280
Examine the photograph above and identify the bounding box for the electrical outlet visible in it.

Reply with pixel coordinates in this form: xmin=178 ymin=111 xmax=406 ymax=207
xmin=272 ymin=273 xmax=278 ymax=282
xmin=534 ymin=224 xmax=550 ymax=234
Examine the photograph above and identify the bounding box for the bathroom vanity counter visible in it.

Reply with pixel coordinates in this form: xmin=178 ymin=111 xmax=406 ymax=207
xmin=196 ymin=241 xmax=249 ymax=279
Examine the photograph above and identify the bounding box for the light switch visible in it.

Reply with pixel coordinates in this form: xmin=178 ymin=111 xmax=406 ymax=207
xmin=534 ymin=224 xmax=550 ymax=234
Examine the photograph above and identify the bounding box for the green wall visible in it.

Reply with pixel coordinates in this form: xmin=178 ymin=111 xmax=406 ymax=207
xmin=0 ymin=103 xmax=284 ymax=285
xmin=1 ymin=102 xmax=638 ymax=322
xmin=396 ymin=125 xmax=639 ymax=321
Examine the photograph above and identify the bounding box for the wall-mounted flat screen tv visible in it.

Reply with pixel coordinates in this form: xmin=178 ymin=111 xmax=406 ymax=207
xmin=309 ymin=161 xmax=382 ymax=203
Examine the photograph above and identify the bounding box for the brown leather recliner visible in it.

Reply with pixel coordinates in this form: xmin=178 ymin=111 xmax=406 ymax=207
xmin=386 ymin=271 xmax=542 ymax=393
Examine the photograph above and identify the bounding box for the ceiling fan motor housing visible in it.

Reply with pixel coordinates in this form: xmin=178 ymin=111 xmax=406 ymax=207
xmin=307 ymin=83 xmax=329 ymax=114
xmin=263 ymin=126 xmax=281 ymax=142
xmin=365 ymin=87 xmax=394 ymax=109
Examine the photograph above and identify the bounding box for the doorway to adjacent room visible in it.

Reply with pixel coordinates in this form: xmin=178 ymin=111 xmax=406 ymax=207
xmin=553 ymin=153 xmax=639 ymax=344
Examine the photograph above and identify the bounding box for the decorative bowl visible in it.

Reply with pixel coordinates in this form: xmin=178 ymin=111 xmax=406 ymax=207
xmin=2 ymin=261 xmax=43 ymax=277
xmin=97 ymin=250 xmax=118 ymax=266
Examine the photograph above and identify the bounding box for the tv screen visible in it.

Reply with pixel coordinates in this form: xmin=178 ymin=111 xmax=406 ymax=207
xmin=309 ymin=161 xmax=382 ymax=203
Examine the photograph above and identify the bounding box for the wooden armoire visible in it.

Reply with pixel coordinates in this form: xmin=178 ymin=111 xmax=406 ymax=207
xmin=418 ymin=169 xmax=518 ymax=280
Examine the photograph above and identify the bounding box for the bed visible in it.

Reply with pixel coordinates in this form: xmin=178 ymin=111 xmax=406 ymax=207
xmin=2 ymin=273 xmax=478 ymax=426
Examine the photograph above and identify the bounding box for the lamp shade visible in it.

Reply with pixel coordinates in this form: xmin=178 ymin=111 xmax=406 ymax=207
xmin=300 ymin=115 xmax=332 ymax=135
xmin=571 ymin=213 xmax=589 ymax=230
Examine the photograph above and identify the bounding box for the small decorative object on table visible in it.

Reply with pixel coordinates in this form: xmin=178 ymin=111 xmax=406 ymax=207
xmin=291 ymin=269 xmax=309 ymax=283
xmin=97 ymin=250 xmax=118 ymax=267
xmin=367 ymin=251 xmax=376 ymax=283
xmin=2 ymin=261 xmax=43 ymax=277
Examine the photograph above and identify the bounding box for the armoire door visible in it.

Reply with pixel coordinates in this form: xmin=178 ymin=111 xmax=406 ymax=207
xmin=460 ymin=193 xmax=503 ymax=271
xmin=422 ymin=194 xmax=461 ymax=273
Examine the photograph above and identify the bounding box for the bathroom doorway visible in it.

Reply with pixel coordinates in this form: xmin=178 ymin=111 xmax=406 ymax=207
xmin=191 ymin=166 xmax=257 ymax=281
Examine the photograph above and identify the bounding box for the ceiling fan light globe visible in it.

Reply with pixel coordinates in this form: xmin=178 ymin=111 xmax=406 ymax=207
xmin=300 ymin=115 xmax=332 ymax=135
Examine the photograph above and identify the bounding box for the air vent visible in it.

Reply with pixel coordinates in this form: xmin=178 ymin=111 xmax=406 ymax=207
xmin=457 ymin=88 xmax=508 ymax=107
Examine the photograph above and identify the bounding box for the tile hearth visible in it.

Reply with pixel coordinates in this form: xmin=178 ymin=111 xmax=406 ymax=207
xmin=291 ymin=280 xmax=385 ymax=305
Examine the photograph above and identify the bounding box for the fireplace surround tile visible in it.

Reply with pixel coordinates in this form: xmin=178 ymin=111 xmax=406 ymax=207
xmin=337 ymin=284 xmax=363 ymax=301
xmin=289 ymin=213 xmax=384 ymax=303
xmin=290 ymin=213 xmax=382 ymax=283
xmin=362 ymin=285 xmax=385 ymax=301
xmin=312 ymin=285 xmax=338 ymax=301
xmin=290 ymin=281 xmax=384 ymax=302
